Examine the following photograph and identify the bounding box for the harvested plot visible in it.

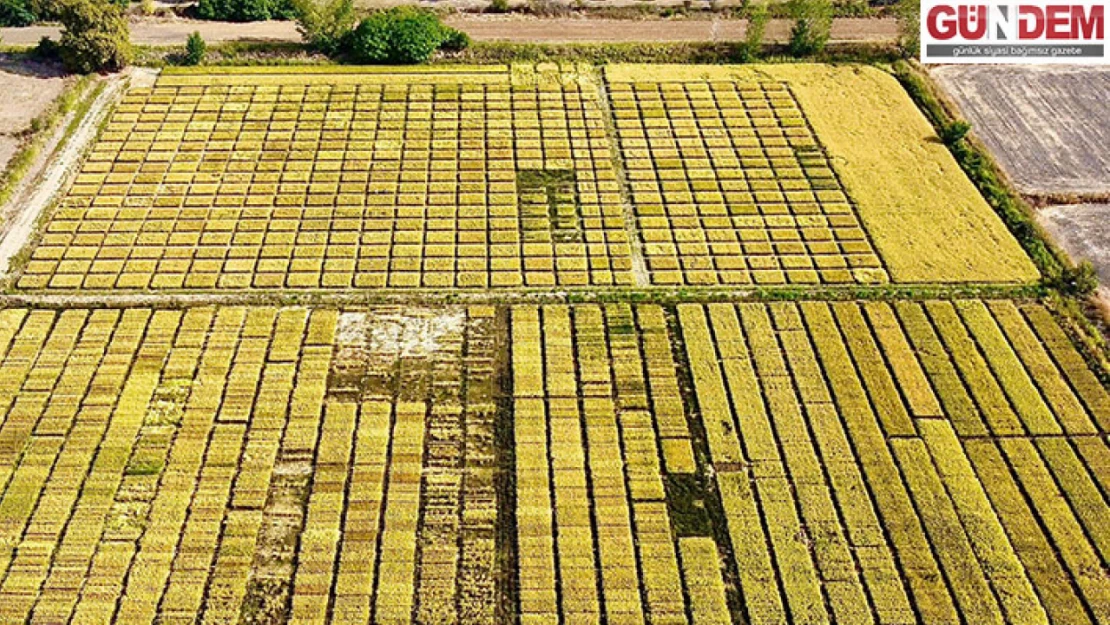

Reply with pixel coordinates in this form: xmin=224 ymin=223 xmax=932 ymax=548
xmin=932 ymin=65 xmax=1110 ymax=198
xmin=1037 ymin=203 xmax=1110 ymax=289
xmin=607 ymin=64 xmax=1038 ymax=284
xmin=17 ymin=66 xmax=634 ymax=291
xmin=0 ymin=60 xmax=70 ymax=174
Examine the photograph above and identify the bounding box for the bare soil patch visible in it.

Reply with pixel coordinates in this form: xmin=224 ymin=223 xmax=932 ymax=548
xmin=932 ymin=65 xmax=1110 ymax=198
xmin=1038 ymin=203 xmax=1110 ymax=285
xmin=0 ymin=58 xmax=68 ymax=171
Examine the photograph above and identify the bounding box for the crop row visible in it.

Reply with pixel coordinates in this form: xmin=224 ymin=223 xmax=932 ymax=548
xmin=678 ymin=300 xmax=1109 ymax=625
xmin=0 ymin=305 xmax=502 ymax=624
xmin=511 ymin=304 xmax=725 ymax=624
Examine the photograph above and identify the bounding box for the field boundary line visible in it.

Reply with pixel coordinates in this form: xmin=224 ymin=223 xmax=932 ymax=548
xmin=596 ymin=73 xmax=650 ymax=287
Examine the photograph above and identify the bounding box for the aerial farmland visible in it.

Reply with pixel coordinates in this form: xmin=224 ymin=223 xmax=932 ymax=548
xmin=0 ymin=54 xmax=1104 ymax=625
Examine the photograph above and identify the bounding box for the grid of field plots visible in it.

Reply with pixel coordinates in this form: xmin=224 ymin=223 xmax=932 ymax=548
xmin=511 ymin=301 xmax=1110 ymax=625
xmin=511 ymin=304 xmax=728 ymax=624
xmin=609 ymin=79 xmax=888 ymax=286
xmin=18 ymin=69 xmax=634 ymax=290
xmin=677 ymin=300 xmax=1110 ymax=625
xmin=0 ymin=306 xmax=502 ymax=624
xmin=0 ymin=300 xmax=1106 ymax=623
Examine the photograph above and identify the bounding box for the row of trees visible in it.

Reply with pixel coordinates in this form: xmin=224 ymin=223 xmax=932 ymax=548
xmin=10 ymin=0 xmax=468 ymax=72
xmin=8 ymin=0 xmax=925 ymax=74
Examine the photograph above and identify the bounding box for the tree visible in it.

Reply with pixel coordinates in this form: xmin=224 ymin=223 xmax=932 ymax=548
xmin=184 ymin=31 xmax=206 ymax=65
xmin=0 ymin=0 xmax=37 ymax=27
xmin=57 ymin=0 xmax=132 ymax=74
xmin=348 ymin=7 xmax=466 ymax=64
xmin=895 ymin=0 xmax=921 ymax=58
xmin=786 ymin=0 xmax=832 ymax=56
xmin=291 ymin=0 xmax=356 ymax=55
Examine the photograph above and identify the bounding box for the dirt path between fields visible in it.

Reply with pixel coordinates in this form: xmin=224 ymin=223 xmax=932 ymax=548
xmin=0 ymin=69 xmax=143 ymax=278
xmin=0 ymin=16 xmax=898 ymax=46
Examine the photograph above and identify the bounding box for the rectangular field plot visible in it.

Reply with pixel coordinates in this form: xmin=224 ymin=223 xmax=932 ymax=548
xmin=0 ymin=305 xmax=503 ymax=624
xmin=677 ymin=300 xmax=1110 ymax=625
xmin=609 ymin=80 xmax=886 ymax=286
xmin=511 ymin=304 xmax=725 ymax=624
xmin=18 ymin=68 xmax=633 ymax=291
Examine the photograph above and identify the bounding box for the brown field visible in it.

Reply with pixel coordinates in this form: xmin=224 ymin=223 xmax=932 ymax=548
xmin=1038 ymin=203 xmax=1110 ymax=286
xmin=932 ymin=65 xmax=1110 ymax=198
xmin=0 ymin=59 xmax=69 ymax=173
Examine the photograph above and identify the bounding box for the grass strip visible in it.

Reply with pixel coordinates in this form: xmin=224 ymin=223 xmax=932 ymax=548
xmin=0 ymin=75 xmax=95 ymax=213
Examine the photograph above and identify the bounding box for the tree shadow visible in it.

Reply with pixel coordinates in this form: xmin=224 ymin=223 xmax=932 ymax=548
xmin=0 ymin=52 xmax=68 ymax=79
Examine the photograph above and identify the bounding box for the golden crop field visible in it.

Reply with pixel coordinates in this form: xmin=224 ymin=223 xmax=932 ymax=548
xmin=0 ymin=305 xmax=501 ymax=624
xmin=12 ymin=64 xmax=1039 ymax=291
xmin=0 ymin=300 xmax=1105 ymax=623
xmin=609 ymin=79 xmax=885 ymax=286
xmin=18 ymin=66 xmax=634 ymax=291
xmin=0 ymin=63 xmax=1104 ymax=625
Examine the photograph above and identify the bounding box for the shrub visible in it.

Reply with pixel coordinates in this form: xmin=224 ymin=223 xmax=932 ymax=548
xmin=33 ymin=35 xmax=60 ymax=60
xmin=196 ymin=0 xmax=295 ymax=22
xmin=0 ymin=0 xmax=37 ymax=27
xmin=440 ymin=27 xmax=470 ymax=52
xmin=291 ymin=0 xmax=355 ymax=55
xmin=741 ymin=2 xmax=768 ymax=61
xmin=940 ymin=120 xmax=971 ymax=145
xmin=836 ymin=0 xmax=872 ymax=17
xmin=57 ymin=0 xmax=132 ymax=74
xmin=786 ymin=0 xmax=832 ymax=56
xmin=487 ymin=0 xmax=509 ymax=12
xmin=139 ymin=0 xmax=154 ymax=15
xmin=1056 ymin=261 xmax=1099 ymax=296
xmin=348 ymin=7 xmax=467 ymax=64
xmin=184 ymin=30 xmax=206 ymax=65
xmin=894 ymin=0 xmax=920 ymax=57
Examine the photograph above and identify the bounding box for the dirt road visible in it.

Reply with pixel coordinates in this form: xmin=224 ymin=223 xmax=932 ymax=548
xmin=0 ymin=70 xmax=136 ymax=277
xmin=0 ymin=15 xmax=898 ymax=46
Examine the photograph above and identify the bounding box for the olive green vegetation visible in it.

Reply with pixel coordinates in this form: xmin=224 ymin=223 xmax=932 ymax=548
xmin=183 ymin=31 xmax=206 ymax=66
xmin=122 ymin=39 xmax=900 ymax=68
xmin=346 ymin=7 xmax=469 ymax=64
xmin=56 ymin=0 xmax=132 ymax=73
